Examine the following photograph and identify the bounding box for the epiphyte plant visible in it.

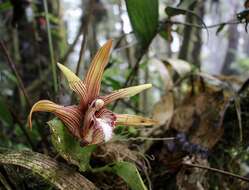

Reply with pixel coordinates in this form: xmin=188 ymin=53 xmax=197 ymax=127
xmin=28 ymin=39 xmax=157 ymax=146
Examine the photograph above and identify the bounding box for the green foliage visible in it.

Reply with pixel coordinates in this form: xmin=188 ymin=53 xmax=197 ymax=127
xmin=165 ymin=0 xmax=197 ymax=17
xmin=111 ymin=161 xmax=147 ymax=190
xmin=92 ymin=161 xmax=147 ymax=190
xmin=0 ymin=97 xmax=13 ymax=126
xmin=125 ymin=0 xmax=159 ymax=48
xmin=165 ymin=0 xmax=206 ymax=30
xmin=48 ymin=119 xmax=147 ymax=189
xmin=48 ymin=118 xmax=96 ymax=172
xmin=0 ymin=1 xmax=12 ymax=12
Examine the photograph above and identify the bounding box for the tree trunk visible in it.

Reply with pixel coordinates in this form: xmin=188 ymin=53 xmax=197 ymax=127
xmin=221 ymin=24 xmax=239 ymax=75
xmin=191 ymin=2 xmax=205 ymax=67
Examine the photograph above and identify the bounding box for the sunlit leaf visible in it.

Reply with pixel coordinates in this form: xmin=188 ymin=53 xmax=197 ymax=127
xmin=125 ymin=0 xmax=159 ymax=48
xmin=163 ymin=58 xmax=192 ymax=76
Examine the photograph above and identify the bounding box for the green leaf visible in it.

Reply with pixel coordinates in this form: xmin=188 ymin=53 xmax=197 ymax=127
xmin=48 ymin=118 xmax=96 ymax=172
xmin=0 ymin=97 xmax=13 ymax=126
xmin=165 ymin=0 xmax=197 ymax=17
xmin=165 ymin=0 xmax=207 ymax=29
xmin=125 ymin=0 xmax=159 ymax=48
xmin=177 ymin=0 xmax=197 ymax=9
xmin=112 ymin=162 xmax=147 ymax=190
xmin=0 ymin=1 xmax=12 ymax=12
xmin=92 ymin=161 xmax=147 ymax=190
xmin=216 ymin=23 xmax=226 ymax=35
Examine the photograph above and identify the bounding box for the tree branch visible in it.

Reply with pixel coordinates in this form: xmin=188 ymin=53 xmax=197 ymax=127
xmin=183 ymin=162 xmax=249 ymax=183
xmin=0 ymin=148 xmax=96 ymax=190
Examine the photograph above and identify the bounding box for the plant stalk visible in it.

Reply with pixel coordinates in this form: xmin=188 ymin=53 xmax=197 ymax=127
xmin=43 ymin=0 xmax=58 ymax=93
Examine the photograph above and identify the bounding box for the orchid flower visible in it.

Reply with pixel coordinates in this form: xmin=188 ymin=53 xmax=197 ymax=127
xmin=28 ymin=40 xmax=157 ymax=145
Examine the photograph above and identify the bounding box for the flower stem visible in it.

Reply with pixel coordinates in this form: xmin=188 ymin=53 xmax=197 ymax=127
xmin=43 ymin=0 xmax=58 ymax=93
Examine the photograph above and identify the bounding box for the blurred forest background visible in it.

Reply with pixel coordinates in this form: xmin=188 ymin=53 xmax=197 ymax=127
xmin=1 ymin=0 xmax=249 ymax=189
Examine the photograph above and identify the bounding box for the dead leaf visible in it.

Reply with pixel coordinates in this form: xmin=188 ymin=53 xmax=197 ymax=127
xmin=152 ymin=92 xmax=174 ymax=127
xmin=163 ymin=58 xmax=192 ymax=77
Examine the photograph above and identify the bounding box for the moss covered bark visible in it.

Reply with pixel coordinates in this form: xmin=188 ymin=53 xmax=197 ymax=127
xmin=0 ymin=148 xmax=96 ymax=190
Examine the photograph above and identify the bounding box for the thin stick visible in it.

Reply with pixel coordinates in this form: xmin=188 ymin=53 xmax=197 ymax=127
xmin=0 ymin=41 xmax=49 ymax=151
xmin=111 ymin=51 xmax=145 ymax=110
xmin=75 ymin=1 xmax=94 ymax=76
xmin=0 ymin=41 xmax=31 ymax=107
xmin=118 ymin=137 xmax=175 ymax=141
xmin=163 ymin=19 xmax=242 ymax=30
xmin=43 ymin=0 xmax=58 ymax=92
xmin=10 ymin=109 xmax=36 ymax=150
xmin=60 ymin=24 xmax=83 ymax=64
xmin=183 ymin=162 xmax=249 ymax=182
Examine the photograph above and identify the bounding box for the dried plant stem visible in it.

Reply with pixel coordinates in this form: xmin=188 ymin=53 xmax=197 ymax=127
xmin=162 ymin=19 xmax=242 ymax=30
xmin=0 ymin=172 xmax=12 ymax=190
xmin=75 ymin=0 xmax=94 ymax=76
xmin=10 ymin=108 xmax=36 ymax=150
xmin=43 ymin=0 xmax=58 ymax=93
xmin=183 ymin=162 xmax=249 ymax=183
xmin=119 ymin=137 xmax=175 ymax=141
xmin=0 ymin=41 xmax=31 ymax=107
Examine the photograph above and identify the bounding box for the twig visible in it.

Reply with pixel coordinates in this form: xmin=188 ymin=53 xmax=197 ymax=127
xmin=0 ymin=41 xmax=50 ymax=151
xmin=162 ymin=19 xmax=242 ymax=30
xmin=60 ymin=24 xmax=83 ymax=64
xmin=26 ymin=69 xmax=50 ymax=93
xmin=111 ymin=50 xmax=146 ymax=110
xmin=9 ymin=108 xmax=36 ymax=150
xmin=117 ymin=137 xmax=175 ymax=141
xmin=0 ymin=41 xmax=31 ymax=107
xmin=120 ymin=99 xmax=145 ymax=114
xmin=75 ymin=1 xmax=94 ymax=76
xmin=183 ymin=162 xmax=249 ymax=183
xmin=0 ymin=172 xmax=12 ymax=190
xmin=43 ymin=0 xmax=58 ymax=93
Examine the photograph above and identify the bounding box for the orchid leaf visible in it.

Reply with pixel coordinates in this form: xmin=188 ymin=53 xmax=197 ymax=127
xmin=48 ymin=118 xmax=96 ymax=172
xmin=112 ymin=162 xmax=147 ymax=190
xmin=92 ymin=161 xmax=147 ymax=190
xmin=125 ymin=0 xmax=159 ymax=48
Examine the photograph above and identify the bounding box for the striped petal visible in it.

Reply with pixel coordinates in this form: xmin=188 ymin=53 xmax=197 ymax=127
xmin=115 ymin=114 xmax=158 ymax=126
xmin=57 ymin=63 xmax=88 ymax=109
xmin=28 ymin=100 xmax=82 ymax=138
xmin=102 ymin=84 xmax=152 ymax=105
xmin=84 ymin=40 xmax=112 ymax=103
xmin=81 ymin=100 xmax=116 ymax=145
